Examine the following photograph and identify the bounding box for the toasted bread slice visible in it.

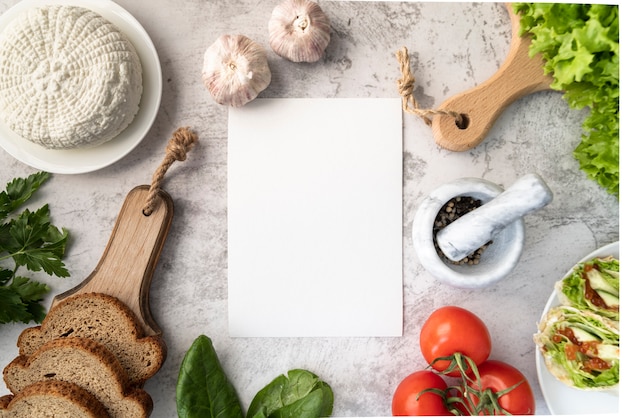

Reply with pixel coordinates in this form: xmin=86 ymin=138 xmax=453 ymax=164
xmin=17 ymin=293 xmax=165 ymax=386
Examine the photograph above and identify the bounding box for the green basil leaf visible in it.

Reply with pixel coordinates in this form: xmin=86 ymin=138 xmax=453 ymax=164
xmin=247 ymin=374 xmax=288 ymax=417
xmin=176 ymin=335 xmax=244 ymax=418
xmin=271 ymin=386 xmax=333 ymax=418
xmin=246 ymin=369 xmax=333 ymax=418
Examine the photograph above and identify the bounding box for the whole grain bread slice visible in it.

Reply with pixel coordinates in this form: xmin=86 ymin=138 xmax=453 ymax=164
xmin=0 ymin=394 xmax=11 ymax=410
xmin=4 ymin=337 xmax=152 ymax=418
xmin=0 ymin=380 xmax=110 ymax=418
xmin=17 ymin=292 xmax=165 ymax=386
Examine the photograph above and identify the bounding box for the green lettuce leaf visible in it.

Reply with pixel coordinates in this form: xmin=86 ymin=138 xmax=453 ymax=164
xmin=514 ymin=3 xmax=619 ymax=197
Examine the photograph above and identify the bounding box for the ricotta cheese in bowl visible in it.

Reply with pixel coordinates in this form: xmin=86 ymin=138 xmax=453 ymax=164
xmin=0 ymin=5 xmax=143 ymax=149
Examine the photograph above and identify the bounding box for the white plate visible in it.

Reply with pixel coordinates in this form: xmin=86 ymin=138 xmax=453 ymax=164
xmin=535 ymin=241 xmax=620 ymax=415
xmin=0 ymin=0 xmax=161 ymax=174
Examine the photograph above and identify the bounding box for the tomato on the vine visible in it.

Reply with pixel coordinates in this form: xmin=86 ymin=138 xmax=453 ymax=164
xmin=468 ymin=360 xmax=535 ymax=415
xmin=419 ymin=306 xmax=491 ymax=376
xmin=391 ymin=370 xmax=452 ymax=416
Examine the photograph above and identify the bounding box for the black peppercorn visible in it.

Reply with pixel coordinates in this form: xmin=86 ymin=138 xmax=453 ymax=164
xmin=433 ymin=196 xmax=492 ymax=265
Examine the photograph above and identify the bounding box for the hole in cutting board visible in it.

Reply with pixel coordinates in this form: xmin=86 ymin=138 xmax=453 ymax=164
xmin=455 ymin=113 xmax=470 ymax=129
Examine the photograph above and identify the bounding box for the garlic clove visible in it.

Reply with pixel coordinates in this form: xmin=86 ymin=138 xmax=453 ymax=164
xmin=202 ymin=34 xmax=271 ymax=107
xmin=268 ymin=0 xmax=331 ymax=63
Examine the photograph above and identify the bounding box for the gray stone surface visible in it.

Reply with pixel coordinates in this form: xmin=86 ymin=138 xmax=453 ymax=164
xmin=0 ymin=1 xmax=619 ymax=416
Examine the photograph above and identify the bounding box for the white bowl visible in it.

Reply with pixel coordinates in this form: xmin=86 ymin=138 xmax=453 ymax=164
xmin=412 ymin=178 xmax=525 ymax=289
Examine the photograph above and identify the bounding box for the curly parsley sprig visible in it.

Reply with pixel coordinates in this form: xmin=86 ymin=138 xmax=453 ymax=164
xmin=0 ymin=172 xmax=69 ymax=325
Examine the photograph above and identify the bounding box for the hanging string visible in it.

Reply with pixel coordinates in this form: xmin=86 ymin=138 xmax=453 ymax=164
xmin=143 ymin=127 xmax=198 ymax=215
xmin=396 ymin=46 xmax=464 ymax=127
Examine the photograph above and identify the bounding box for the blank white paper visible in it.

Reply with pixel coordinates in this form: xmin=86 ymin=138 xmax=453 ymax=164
xmin=227 ymin=98 xmax=403 ymax=337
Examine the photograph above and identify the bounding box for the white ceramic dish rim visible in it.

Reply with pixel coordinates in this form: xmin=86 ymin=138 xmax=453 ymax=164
xmin=412 ymin=177 xmax=525 ymax=289
xmin=0 ymin=0 xmax=162 ymax=174
xmin=535 ymin=241 xmax=620 ymax=415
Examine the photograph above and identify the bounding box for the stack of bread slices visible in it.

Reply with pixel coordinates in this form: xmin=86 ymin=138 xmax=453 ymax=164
xmin=0 ymin=293 xmax=166 ymax=417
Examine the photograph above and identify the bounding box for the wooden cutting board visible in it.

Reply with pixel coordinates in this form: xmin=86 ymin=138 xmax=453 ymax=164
xmin=51 ymin=185 xmax=174 ymax=337
xmin=430 ymin=3 xmax=554 ymax=151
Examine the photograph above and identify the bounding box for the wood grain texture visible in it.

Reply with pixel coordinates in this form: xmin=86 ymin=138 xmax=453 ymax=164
xmin=431 ymin=4 xmax=554 ymax=151
xmin=51 ymin=186 xmax=174 ymax=336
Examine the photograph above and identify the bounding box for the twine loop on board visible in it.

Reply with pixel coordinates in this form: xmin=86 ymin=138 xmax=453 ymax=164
xmin=143 ymin=127 xmax=198 ymax=216
xmin=396 ymin=46 xmax=464 ymax=127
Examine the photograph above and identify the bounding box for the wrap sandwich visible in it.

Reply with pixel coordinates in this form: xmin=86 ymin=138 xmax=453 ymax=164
xmin=535 ymin=305 xmax=619 ymax=391
xmin=556 ymin=256 xmax=619 ymax=321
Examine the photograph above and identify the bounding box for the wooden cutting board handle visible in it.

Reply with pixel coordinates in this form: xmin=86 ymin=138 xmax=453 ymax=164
xmin=430 ymin=3 xmax=554 ymax=151
xmin=52 ymin=185 xmax=174 ymax=336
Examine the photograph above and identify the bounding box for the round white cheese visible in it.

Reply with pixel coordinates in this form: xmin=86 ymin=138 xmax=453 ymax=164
xmin=0 ymin=5 xmax=143 ymax=149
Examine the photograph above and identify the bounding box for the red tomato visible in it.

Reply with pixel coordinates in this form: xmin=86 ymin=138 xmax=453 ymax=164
xmin=419 ymin=306 xmax=491 ymax=376
xmin=468 ymin=360 xmax=535 ymax=415
xmin=391 ymin=370 xmax=452 ymax=416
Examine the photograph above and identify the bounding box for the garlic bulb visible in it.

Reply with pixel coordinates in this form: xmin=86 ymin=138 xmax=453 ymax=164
xmin=202 ymin=34 xmax=271 ymax=107
xmin=268 ymin=0 xmax=331 ymax=63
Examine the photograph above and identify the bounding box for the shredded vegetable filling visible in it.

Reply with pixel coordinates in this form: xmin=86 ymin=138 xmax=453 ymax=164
xmin=552 ymin=327 xmax=611 ymax=372
xmin=583 ymin=263 xmax=618 ymax=311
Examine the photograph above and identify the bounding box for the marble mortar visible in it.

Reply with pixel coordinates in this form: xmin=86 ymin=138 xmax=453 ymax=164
xmin=412 ymin=177 xmax=527 ymax=289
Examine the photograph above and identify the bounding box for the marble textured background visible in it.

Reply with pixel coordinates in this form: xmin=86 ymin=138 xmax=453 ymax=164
xmin=0 ymin=1 xmax=620 ymax=416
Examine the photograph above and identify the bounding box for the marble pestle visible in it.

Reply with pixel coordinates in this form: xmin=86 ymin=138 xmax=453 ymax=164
xmin=436 ymin=173 xmax=553 ymax=262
